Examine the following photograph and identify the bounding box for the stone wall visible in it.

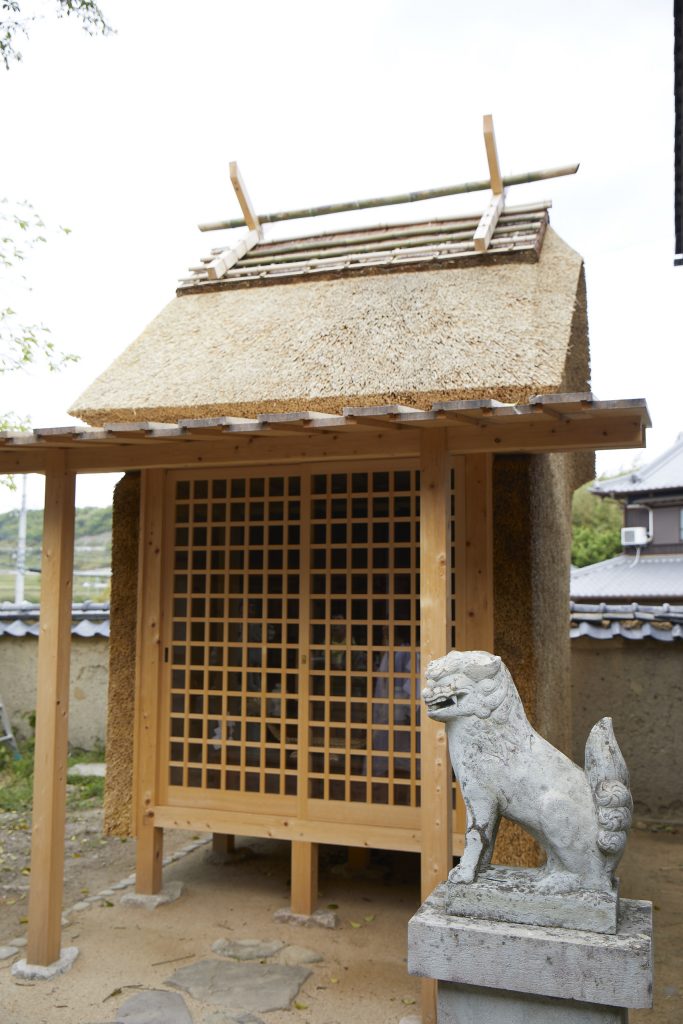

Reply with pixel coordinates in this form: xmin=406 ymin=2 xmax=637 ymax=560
xmin=572 ymin=637 xmax=683 ymax=822
xmin=0 ymin=635 xmax=108 ymax=750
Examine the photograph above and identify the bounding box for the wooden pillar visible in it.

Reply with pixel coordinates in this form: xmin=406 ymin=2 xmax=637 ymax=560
xmin=26 ymin=458 xmax=76 ymax=966
xmin=212 ymin=833 xmax=235 ymax=860
xmin=291 ymin=840 xmax=318 ymax=915
xmin=133 ymin=469 xmax=165 ymax=893
xmin=453 ymin=453 xmax=494 ymax=840
xmin=419 ymin=430 xmax=453 ymax=1024
xmin=347 ymin=846 xmax=371 ymax=872
xmin=455 ymin=453 xmax=494 ymax=651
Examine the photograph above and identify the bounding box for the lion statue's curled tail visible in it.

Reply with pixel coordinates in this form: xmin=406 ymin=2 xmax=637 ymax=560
xmin=585 ymin=718 xmax=633 ymax=857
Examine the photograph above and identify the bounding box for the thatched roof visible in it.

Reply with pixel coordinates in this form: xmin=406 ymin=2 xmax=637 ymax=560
xmin=70 ymin=213 xmax=588 ymax=427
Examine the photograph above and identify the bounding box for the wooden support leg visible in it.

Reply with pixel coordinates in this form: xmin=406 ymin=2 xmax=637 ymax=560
xmin=419 ymin=431 xmax=453 ymax=1024
xmin=136 ymin=823 xmax=163 ymax=894
xmin=347 ymin=846 xmax=370 ymax=872
xmin=212 ymin=833 xmax=236 ymax=861
xmin=26 ymin=460 xmax=76 ymax=966
xmin=291 ymin=840 xmax=318 ymax=916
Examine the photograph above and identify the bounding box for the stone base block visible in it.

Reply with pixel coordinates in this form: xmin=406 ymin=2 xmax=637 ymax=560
xmin=446 ymin=866 xmax=619 ymax=934
xmin=11 ymin=946 xmax=79 ymax=980
xmin=121 ymin=881 xmax=184 ymax=909
xmin=408 ymin=884 xmax=652 ymax=1011
xmin=439 ymin=982 xmax=627 ymax=1023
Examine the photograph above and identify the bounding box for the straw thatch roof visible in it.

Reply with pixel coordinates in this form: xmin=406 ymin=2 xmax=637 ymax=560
xmin=70 ymin=218 xmax=589 ymax=427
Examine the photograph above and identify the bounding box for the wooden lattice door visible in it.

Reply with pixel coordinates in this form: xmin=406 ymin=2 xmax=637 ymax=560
xmin=160 ymin=462 xmax=447 ymax=830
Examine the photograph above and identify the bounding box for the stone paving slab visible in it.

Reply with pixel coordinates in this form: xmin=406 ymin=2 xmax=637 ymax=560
xmin=115 ymin=989 xmax=193 ymax=1023
xmin=166 ymin=959 xmax=312 ymax=1012
xmin=201 ymin=1011 xmax=265 ymax=1024
xmin=273 ymin=907 xmax=337 ymax=928
xmin=278 ymin=944 xmax=323 ymax=965
xmin=211 ymin=938 xmax=284 ymax=960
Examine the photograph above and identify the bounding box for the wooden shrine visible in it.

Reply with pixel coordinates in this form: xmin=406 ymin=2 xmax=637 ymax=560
xmin=2 ymin=118 xmax=649 ymax=1023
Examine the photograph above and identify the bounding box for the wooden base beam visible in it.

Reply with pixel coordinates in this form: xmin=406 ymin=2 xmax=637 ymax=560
xmin=26 ymin=460 xmax=76 ymax=966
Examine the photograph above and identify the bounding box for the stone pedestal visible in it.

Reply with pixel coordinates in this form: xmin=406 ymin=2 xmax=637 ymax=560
xmin=408 ymin=884 xmax=652 ymax=1023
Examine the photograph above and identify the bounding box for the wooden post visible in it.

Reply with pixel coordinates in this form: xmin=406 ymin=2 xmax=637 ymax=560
xmin=133 ymin=469 xmax=165 ymax=893
xmin=419 ymin=430 xmax=453 ymax=1024
xmin=212 ymin=833 xmax=236 ymax=861
xmin=455 ymin=454 xmax=494 ymax=652
xmin=26 ymin=457 xmax=76 ymax=966
xmin=291 ymin=840 xmax=318 ymax=916
xmin=347 ymin=846 xmax=371 ymax=872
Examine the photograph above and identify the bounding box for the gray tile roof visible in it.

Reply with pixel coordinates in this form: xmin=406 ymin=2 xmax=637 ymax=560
xmin=570 ymin=554 xmax=683 ymax=601
xmin=570 ymin=601 xmax=683 ymax=642
xmin=0 ymin=602 xmax=110 ymax=638
xmin=591 ymin=433 xmax=683 ymax=496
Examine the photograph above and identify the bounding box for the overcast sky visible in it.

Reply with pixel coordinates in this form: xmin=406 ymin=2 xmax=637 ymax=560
xmin=1 ymin=0 xmax=680 ymax=513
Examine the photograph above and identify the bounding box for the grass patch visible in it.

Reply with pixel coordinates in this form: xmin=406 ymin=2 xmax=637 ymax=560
xmin=0 ymin=732 xmax=105 ymax=813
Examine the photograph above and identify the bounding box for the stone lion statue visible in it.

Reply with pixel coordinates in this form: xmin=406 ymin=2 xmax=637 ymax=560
xmin=422 ymin=650 xmax=632 ymax=893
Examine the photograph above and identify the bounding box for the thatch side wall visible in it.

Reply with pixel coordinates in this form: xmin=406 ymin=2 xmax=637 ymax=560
xmin=103 ymin=472 xmax=140 ymax=837
xmin=70 ymin=229 xmax=583 ymax=426
xmin=491 ymin=452 xmax=575 ymax=867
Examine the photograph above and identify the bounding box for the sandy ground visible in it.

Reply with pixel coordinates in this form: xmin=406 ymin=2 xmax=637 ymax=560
xmin=0 ymin=821 xmax=680 ymax=1024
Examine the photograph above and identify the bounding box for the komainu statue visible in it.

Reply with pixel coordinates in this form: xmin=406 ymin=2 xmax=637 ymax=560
xmin=422 ymin=650 xmax=632 ymax=895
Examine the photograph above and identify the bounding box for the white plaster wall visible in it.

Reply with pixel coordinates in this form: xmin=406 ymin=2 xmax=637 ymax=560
xmin=0 ymin=636 xmax=108 ymax=750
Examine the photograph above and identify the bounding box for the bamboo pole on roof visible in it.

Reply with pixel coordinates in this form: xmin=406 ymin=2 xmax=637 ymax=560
xmin=198 ymin=164 xmax=578 ymax=232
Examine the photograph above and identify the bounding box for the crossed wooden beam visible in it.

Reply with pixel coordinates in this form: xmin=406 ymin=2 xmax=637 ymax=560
xmin=204 ymin=116 xmax=578 ymax=280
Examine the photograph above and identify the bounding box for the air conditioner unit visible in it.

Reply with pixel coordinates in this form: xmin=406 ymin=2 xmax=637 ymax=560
xmin=621 ymin=526 xmax=650 ymax=547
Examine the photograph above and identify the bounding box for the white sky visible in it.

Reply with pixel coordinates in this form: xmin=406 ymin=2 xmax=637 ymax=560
xmin=1 ymin=0 xmax=680 ymax=513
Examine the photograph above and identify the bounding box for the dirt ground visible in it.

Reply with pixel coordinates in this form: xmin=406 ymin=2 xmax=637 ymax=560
xmin=0 ymin=812 xmax=680 ymax=1024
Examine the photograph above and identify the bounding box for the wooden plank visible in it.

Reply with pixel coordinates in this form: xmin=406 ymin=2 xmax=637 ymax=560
xmin=483 ymin=114 xmax=503 ymax=194
xmin=473 ymin=190 xmax=506 ymax=252
xmin=230 ymin=161 xmax=262 ymax=235
xmin=419 ymin=430 xmax=453 ymax=1024
xmin=133 ymin=469 xmax=166 ymax=893
xmin=26 ymin=457 xmax=76 ymax=966
xmin=291 ymin=841 xmax=319 ymax=916
xmin=206 ymin=228 xmax=260 ymax=281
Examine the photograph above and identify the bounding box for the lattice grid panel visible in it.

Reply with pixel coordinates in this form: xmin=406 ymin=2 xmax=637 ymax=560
xmin=308 ymin=468 xmax=421 ymax=807
xmin=167 ymin=475 xmax=302 ymax=797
